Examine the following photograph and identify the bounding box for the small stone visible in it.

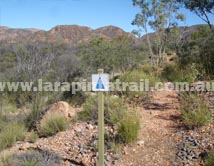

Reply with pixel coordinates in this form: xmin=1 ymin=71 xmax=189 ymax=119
xmin=18 ymin=146 xmax=25 ymax=151
xmin=209 ymin=129 xmax=214 ymax=135
xmin=105 ymin=155 xmax=111 ymax=161
xmin=182 ymin=151 xmax=188 ymax=157
xmin=86 ymin=124 xmax=94 ymax=130
xmin=187 ymin=155 xmax=192 ymax=160
xmin=137 ymin=140 xmax=145 ymax=146
xmin=182 ymin=147 xmax=187 ymax=152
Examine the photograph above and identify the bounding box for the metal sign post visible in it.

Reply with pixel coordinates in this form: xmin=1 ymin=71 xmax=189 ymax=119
xmin=92 ymin=69 xmax=109 ymax=166
xmin=98 ymin=69 xmax=104 ymax=166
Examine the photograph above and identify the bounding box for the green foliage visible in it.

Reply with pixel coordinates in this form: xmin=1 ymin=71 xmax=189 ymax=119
xmin=120 ymin=69 xmax=158 ymax=86
xmin=62 ymin=90 xmax=86 ymax=106
xmin=108 ymin=141 xmax=121 ymax=154
xmin=0 ymin=121 xmax=26 ymax=151
xmin=1 ymin=149 xmax=62 ymax=166
xmin=161 ymin=63 xmax=205 ymax=82
xmin=119 ymin=69 xmax=157 ymax=104
xmin=77 ymin=94 xmax=97 ymax=121
xmin=78 ymin=94 xmax=127 ymax=125
xmin=177 ymin=25 xmax=214 ymax=79
xmin=25 ymin=94 xmax=46 ymax=130
xmin=0 ymin=52 xmax=16 ymax=72
xmin=27 ymin=132 xmax=39 ymax=143
xmin=110 ymin=35 xmax=142 ymax=72
xmin=79 ymin=36 xmax=142 ymax=74
xmin=39 ymin=112 xmax=69 ymax=137
xmin=132 ymin=0 xmax=185 ymax=66
xmin=178 ymin=0 xmax=213 ymax=28
xmin=140 ymin=64 xmax=159 ymax=76
xmin=205 ymin=150 xmax=214 ymax=166
xmin=79 ymin=38 xmax=113 ymax=73
xmin=0 ymin=115 xmax=6 ymax=130
xmin=0 ymin=95 xmax=17 ymax=123
xmin=117 ymin=110 xmax=141 ymax=144
xmin=161 ymin=64 xmax=183 ymax=82
xmin=179 ymin=92 xmax=211 ymax=128
xmin=79 ymin=95 xmax=141 ymax=144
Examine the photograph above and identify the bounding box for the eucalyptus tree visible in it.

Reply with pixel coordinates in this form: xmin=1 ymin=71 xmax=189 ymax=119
xmin=177 ymin=0 xmax=214 ymax=28
xmin=132 ymin=0 xmax=185 ymax=66
xmin=14 ymin=43 xmax=56 ymax=81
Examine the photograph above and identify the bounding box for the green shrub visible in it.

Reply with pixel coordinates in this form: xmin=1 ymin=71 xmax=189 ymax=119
xmin=22 ymin=160 xmax=38 ymax=166
xmin=104 ymin=110 xmax=141 ymax=145
xmin=1 ymin=149 xmax=62 ymax=166
xmin=25 ymin=108 xmax=41 ymax=131
xmin=161 ymin=63 xmax=205 ymax=82
xmin=0 ymin=97 xmax=17 ymax=113
xmin=25 ymin=96 xmax=45 ymax=130
xmin=77 ymin=95 xmax=98 ymax=121
xmin=104 ymin=132 xmax=121 ymax=153
xmin=78 ymin=94 xmax=127 ymax=125
xmin=140 ymin=64 xmax=158 ymax=76
xmin=0 ymin=121 xmax=26 ymax=151
xmin=62 ymin=90 xmax=86 ymax=106
xmin=39 ymin=112 xmax=69 ymax=137
xmin=79 ymin=95 xmax=141 ymax=144
xmin=0 ymin=113 xmax=6 ymax=130
xmin=120 ymin=69 xmax=158 ymax=87
xmin=161 ymin=64 xmax=183 ymax=82
xmin=117 ymin=110 xmax=141 ymax=144
xmin=27 ymin=132 xmax=39 ymax=143
xmin=205 ymin=151 xmax=214 ymax=166
xmin=179 ymin=92 xmax=211 ymax=128
xmin=166 ymin=50 xmax=174 ymax=56
xmin=119 ymin=69 xmax=155 ymax=105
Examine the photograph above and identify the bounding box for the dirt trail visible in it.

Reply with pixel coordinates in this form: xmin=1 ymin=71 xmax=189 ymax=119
xmin=118 ymin=90 xmax=181 ymax=166
xmin=0 ymin=90 xmax=182 ymax=166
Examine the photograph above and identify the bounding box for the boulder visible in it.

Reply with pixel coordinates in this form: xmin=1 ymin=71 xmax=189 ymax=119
xmin=42 ymin=101 xmax=76 ymax=120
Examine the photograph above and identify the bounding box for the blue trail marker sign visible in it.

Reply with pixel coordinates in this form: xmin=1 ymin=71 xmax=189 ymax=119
xmin=96 ymin=77 xmax=105 ymax=89
xmin=92 ymin=73 xmax=109 ymax=91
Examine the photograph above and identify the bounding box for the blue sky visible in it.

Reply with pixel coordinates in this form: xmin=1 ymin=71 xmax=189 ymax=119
xmin=0 ymin=0 xmax=213 ymax=33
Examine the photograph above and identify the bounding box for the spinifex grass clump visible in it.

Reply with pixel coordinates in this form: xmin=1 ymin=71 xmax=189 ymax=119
xmin=0 ymin=121 xmax=26 ymax=151
xmin=179 ymin=92 xmax=211 ymax=128
xmin=39 ymin=112 xmax=69 ymax=137
xmin=117 ymin=110 xmax=141 ymax=144
xmin=78 ymin=94 xmax=128 ymax=125
xmin=205 ymin=150 xmax=214 ymax=166
xmin=27 ymin=132 xmax=39 ymax=143
xmin=78 ymin=94 xmax=141 ymax=144
xmin=1 ymin=149 xmax=62 ymax=166
xmin=119 ymin=69 xmax=157 ymax=105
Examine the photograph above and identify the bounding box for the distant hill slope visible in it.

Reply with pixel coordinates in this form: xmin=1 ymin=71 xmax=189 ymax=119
xmin=0 ymin=25 xmax=131 ymax=44
xmin=139 ymin=24 xmax=206 ymax=43
xmin=0 ymin=24 xmax=207 ymax=44
xmin=0 ymin=26 xmax=41 ymax=43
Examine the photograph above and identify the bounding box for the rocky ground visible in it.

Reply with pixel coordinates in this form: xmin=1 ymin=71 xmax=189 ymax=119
xmin=118 ymin=91 xmax=181 ymax=166
xmin=175 ymin=123 xmax=214 ymax=166
xmin=0 ymin=90 xmax=214 ymax=166
xmin=0 ymin=122 xmax=119 ymax=166
xmin=118 ymin=91 xmax=214 ymax=166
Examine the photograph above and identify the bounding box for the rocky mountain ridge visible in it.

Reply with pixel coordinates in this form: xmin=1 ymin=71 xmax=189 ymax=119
xmin=0 ymin=24 xmax=206 ymax=45
xmin=0 ymin=25 xmax=130 ymax=44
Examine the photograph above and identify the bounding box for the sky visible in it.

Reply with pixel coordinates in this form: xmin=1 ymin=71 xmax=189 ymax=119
xmin=0 ymin=0 xmax=213 ymax=33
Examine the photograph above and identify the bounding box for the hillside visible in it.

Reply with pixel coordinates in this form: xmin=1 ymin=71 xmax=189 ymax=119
xmin=0 ymin=25 xmax=131 ymax=44
xmin=0 ymin=24 xmax=205 ymax=45
xmin=0 ymin=26 xmax=41 ymax=43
